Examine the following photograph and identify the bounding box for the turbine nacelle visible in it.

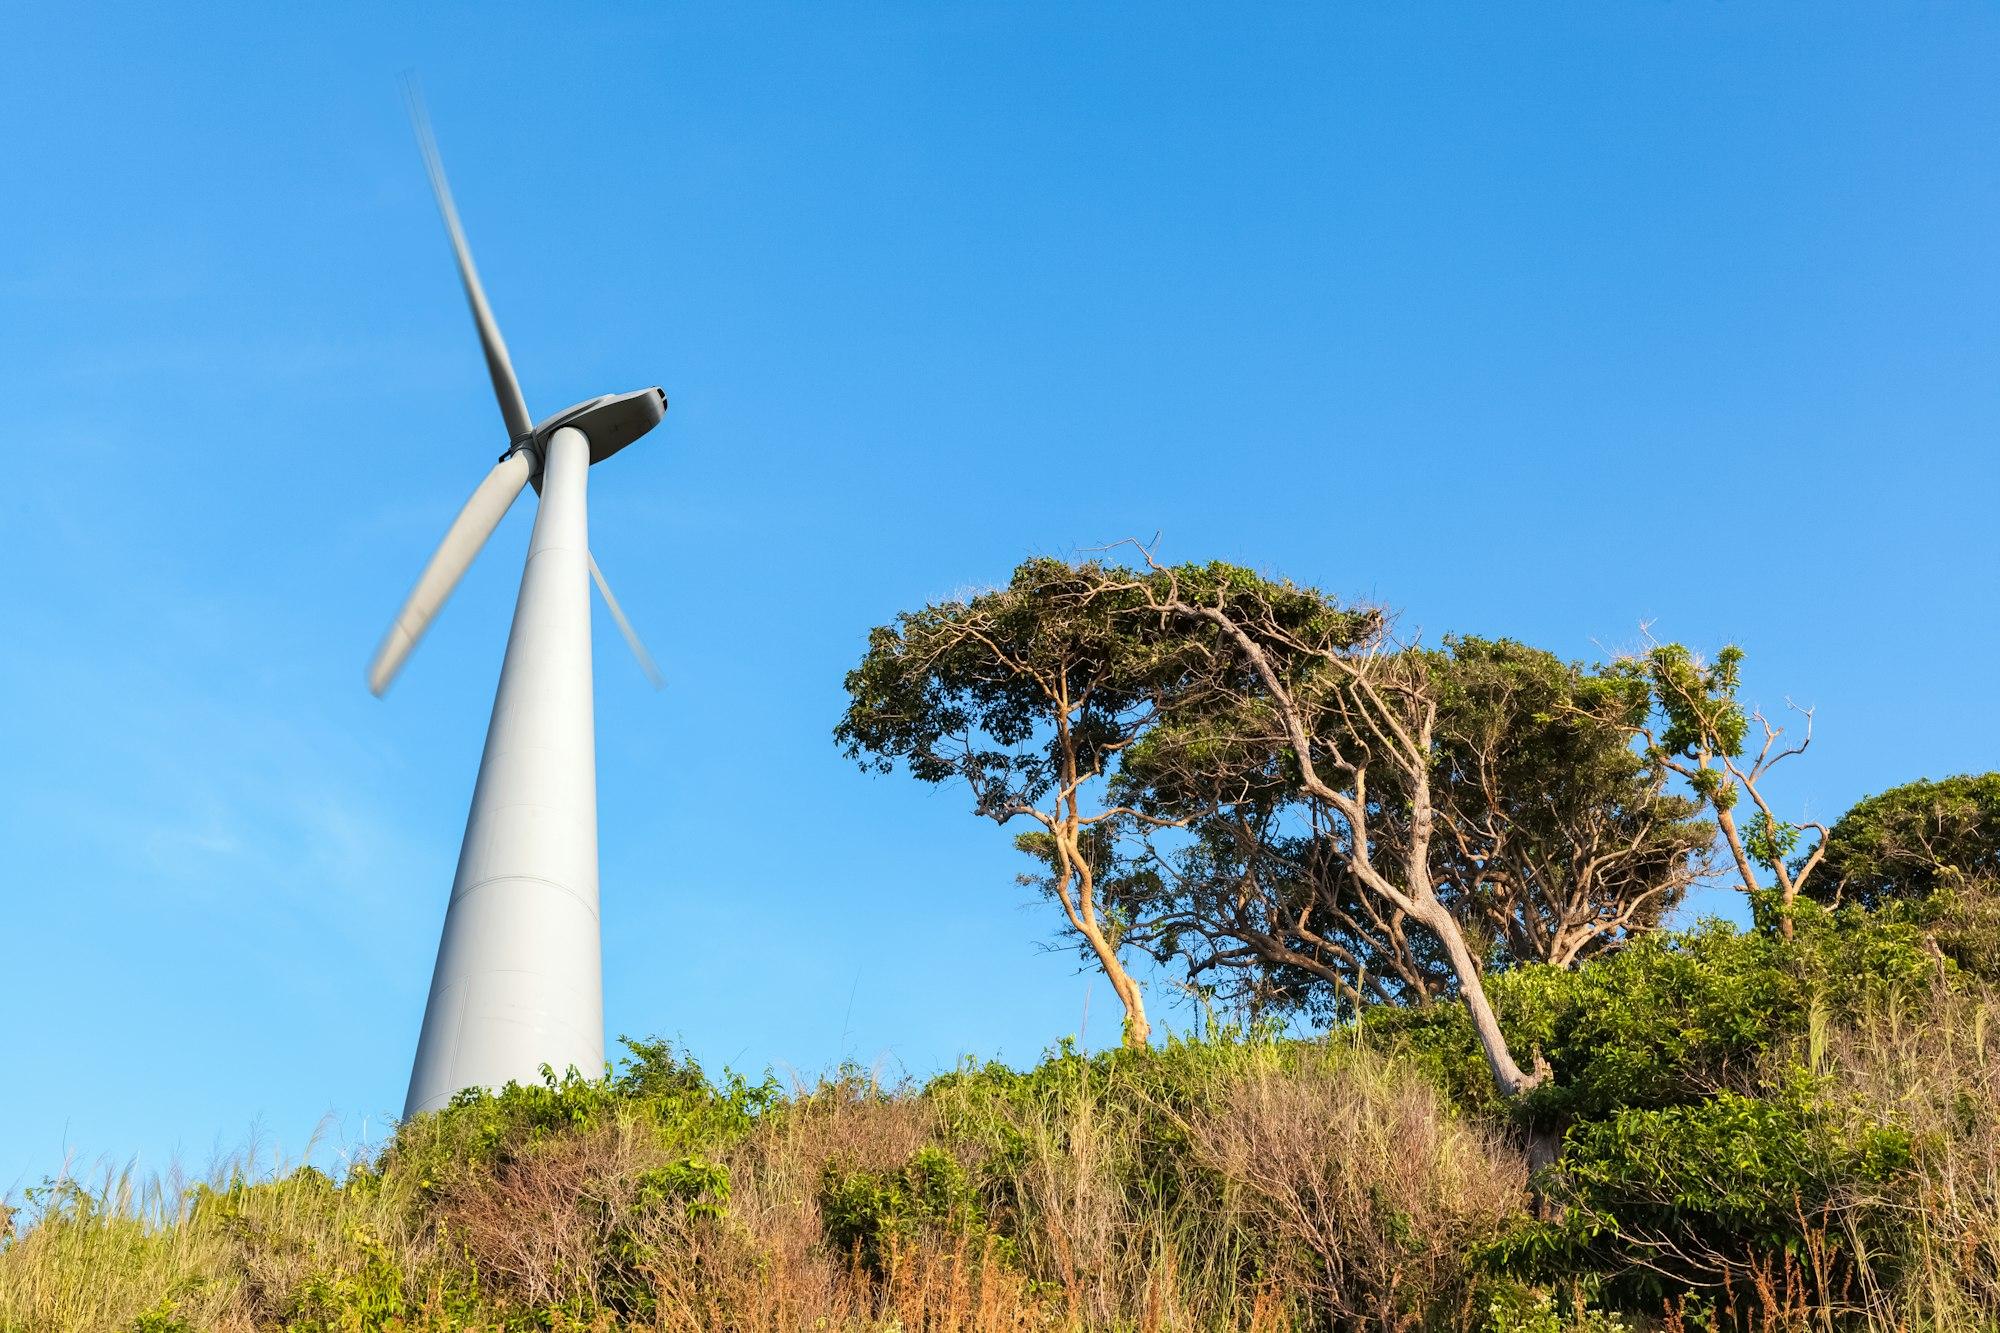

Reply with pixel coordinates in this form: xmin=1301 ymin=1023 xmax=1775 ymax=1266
xmin=522 ymin=387 xmax=668 ymax=467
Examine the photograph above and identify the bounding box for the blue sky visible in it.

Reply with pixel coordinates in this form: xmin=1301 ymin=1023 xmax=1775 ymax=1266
xmin=4 ymin=3 xmax=1996 ymax=1191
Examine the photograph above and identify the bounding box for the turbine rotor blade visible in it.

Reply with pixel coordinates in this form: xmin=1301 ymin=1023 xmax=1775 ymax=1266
xmin=588 ymin=552 xmax=664 ymax=690
xmin=402 ymin=79 xmax=534 ymax=443
xmin=369 ymin=450 xmax=535 ymax=696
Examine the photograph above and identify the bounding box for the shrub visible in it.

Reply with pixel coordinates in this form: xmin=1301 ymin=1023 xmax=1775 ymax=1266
xmin=818 ymin=1144 xmax=1000 ymax=1276
xmin=1482 ymin=1285 xmax=1630 ymax=1333
xmin=4 ymin=979 xmax=1993 ymax=1330
xmin=1369 ymin=911 xmax=1946 ymax=1127
xmin=125 ymin=1303 xmax=196 ymax=1333
xmin=1869 ymin=876 xmax=2000 ymax=983
xmin=1813 ymin=773 xmax=2000 ymax=909
xmin=1488 ymin=1075 xmax=1912 ymax=1312
xmin=384 ymin=1037 xmax=776 ymax=1198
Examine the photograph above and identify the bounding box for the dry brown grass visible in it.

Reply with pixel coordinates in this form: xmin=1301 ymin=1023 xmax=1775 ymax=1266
xmin=1185 ymin=1056 xmax=1528 ymax=1331
xmin=643 ymin=1230 xmax=1052 ymax=1333
xmin=435 ymin=1121 xmax=642 ymax=1313
xmin=1820 ymin=982 xmax=2000 ymax=1329
xmin=11 ymin=1049 xmax=1500 ymax=1331
xmin=630 ymin=1076 xmax=1053 ymax=1330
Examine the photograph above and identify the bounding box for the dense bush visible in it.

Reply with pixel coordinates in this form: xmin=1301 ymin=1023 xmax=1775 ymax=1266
xmin=1491 ymin=1077 xmax=1913 ymax=1310
xmin=818 ymin=1144 xmax=1000 ymax=1275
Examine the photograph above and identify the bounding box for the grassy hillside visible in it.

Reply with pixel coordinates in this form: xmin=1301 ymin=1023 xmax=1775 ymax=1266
xmin=4 ymin=904 xmax=1997 ymax=1331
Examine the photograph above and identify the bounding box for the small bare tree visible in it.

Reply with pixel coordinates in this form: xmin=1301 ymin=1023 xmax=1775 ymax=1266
xmin=1628 ymin=642 xmax=1826 ymax=937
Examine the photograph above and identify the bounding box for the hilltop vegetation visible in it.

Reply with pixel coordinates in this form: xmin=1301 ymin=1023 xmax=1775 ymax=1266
xmin=5 ymin=898 xmax=1998 ymax=1330
xmin=7 ymin=556 xmax=1999 ymax=1330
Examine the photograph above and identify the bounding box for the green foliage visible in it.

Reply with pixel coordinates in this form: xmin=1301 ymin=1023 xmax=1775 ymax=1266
xmin=1743 ymin=809 xmax=1800 ymax=871
xmin=633 ymin=1156 xmax=731 ymax=1224
xmin=1489 ymin=1077 xmax=1913 ymax=1310
xmin=834 ymin=557 xmax=1241 ymax=813
xmin=1627 ymin=643 xmax=1749 ymax=777
xmin=1423 ymin=636 xmax=1710 ymax=967
xmin=1871 ymin=877 xmax=2000 ymax=982
xmin=1121 ymin=631 xmax=1709 ymax=1020
xmin=386 ymin=1037 xmax=776 ymax=1197
xmin=283 ymin=1227 xmax=413 ymax=1331
xmin=818 ymin=1145 xmax=1004 ymax=1275
xmin=1369 ymin=908 xmax=1947 ymax=1125
xmin=1482 ymin=1284 xmax=1629 ymax=1333
xmin=613 ymin=1034 xmax=720 ymax=1102
xmin=1815 ymin=773 xmax=2000 ymax=908
xmin=1364 ymin=906 xmax=1965 ymax=1316
xmin=1561 ymin=1077 xmax=1909 ymax=1235
xmin=1375 ymin=924 xmax=1787 ymax=1123
xmin=126 ymin=1303 xmax=196 ymax=1333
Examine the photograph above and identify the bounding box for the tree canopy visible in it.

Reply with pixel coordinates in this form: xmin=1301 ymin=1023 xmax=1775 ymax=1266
xmin=833 ymin=551 xmax=1979 ymax=1110
xmin=1110 ymin=636 xmax=1711 ymax=1025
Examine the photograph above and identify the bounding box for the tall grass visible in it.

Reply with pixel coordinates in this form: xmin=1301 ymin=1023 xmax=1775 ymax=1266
xmin=1821 ymin=983 xmax=2000 ymax=1328
xmin=0 ymin=1039 xmax=1523 ymax=1332
xmin=0 ymin=1153 xmax=427 ymax=1332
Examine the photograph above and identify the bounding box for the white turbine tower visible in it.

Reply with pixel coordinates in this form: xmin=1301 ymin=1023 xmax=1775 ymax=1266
xmin=371 ymin=92 xmax=666 ymax=1119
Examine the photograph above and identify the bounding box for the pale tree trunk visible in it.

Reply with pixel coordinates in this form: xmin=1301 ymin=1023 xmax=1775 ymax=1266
xmin=1084 ymin=924 xmax=1150 ymax=1049
xmin=1410 ymin=896 xmax=1547 ymax=1097
xmin=1045 ymin=691 xmax=1152 ymax=1050
xmin=1712 ymin=800 xmax=1796 ymax=937
xmin=1044 ymin=866 xmax=1150 ymax=1049
xmin=1061 ymin=833 xmax=1150 ymax=1049
xmin=1397 ymin=724 xmax=1546 ymax=1098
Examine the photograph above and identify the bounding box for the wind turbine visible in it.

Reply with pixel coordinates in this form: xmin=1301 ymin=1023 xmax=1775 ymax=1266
xmin=371 ymin=91 xmax=666 ymax=1119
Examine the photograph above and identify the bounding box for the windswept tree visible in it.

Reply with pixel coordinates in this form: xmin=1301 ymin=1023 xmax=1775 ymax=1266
xmin=1102 ymin=558 xmax=1555 ymax=1095
xmin=834 ymin=558 xmax=1230 ymax=1048
xmin=838 ymin=553 xmax=1710 ymax=1099
xmin=1104 ymin=561 xmax=1707 ymax=1097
